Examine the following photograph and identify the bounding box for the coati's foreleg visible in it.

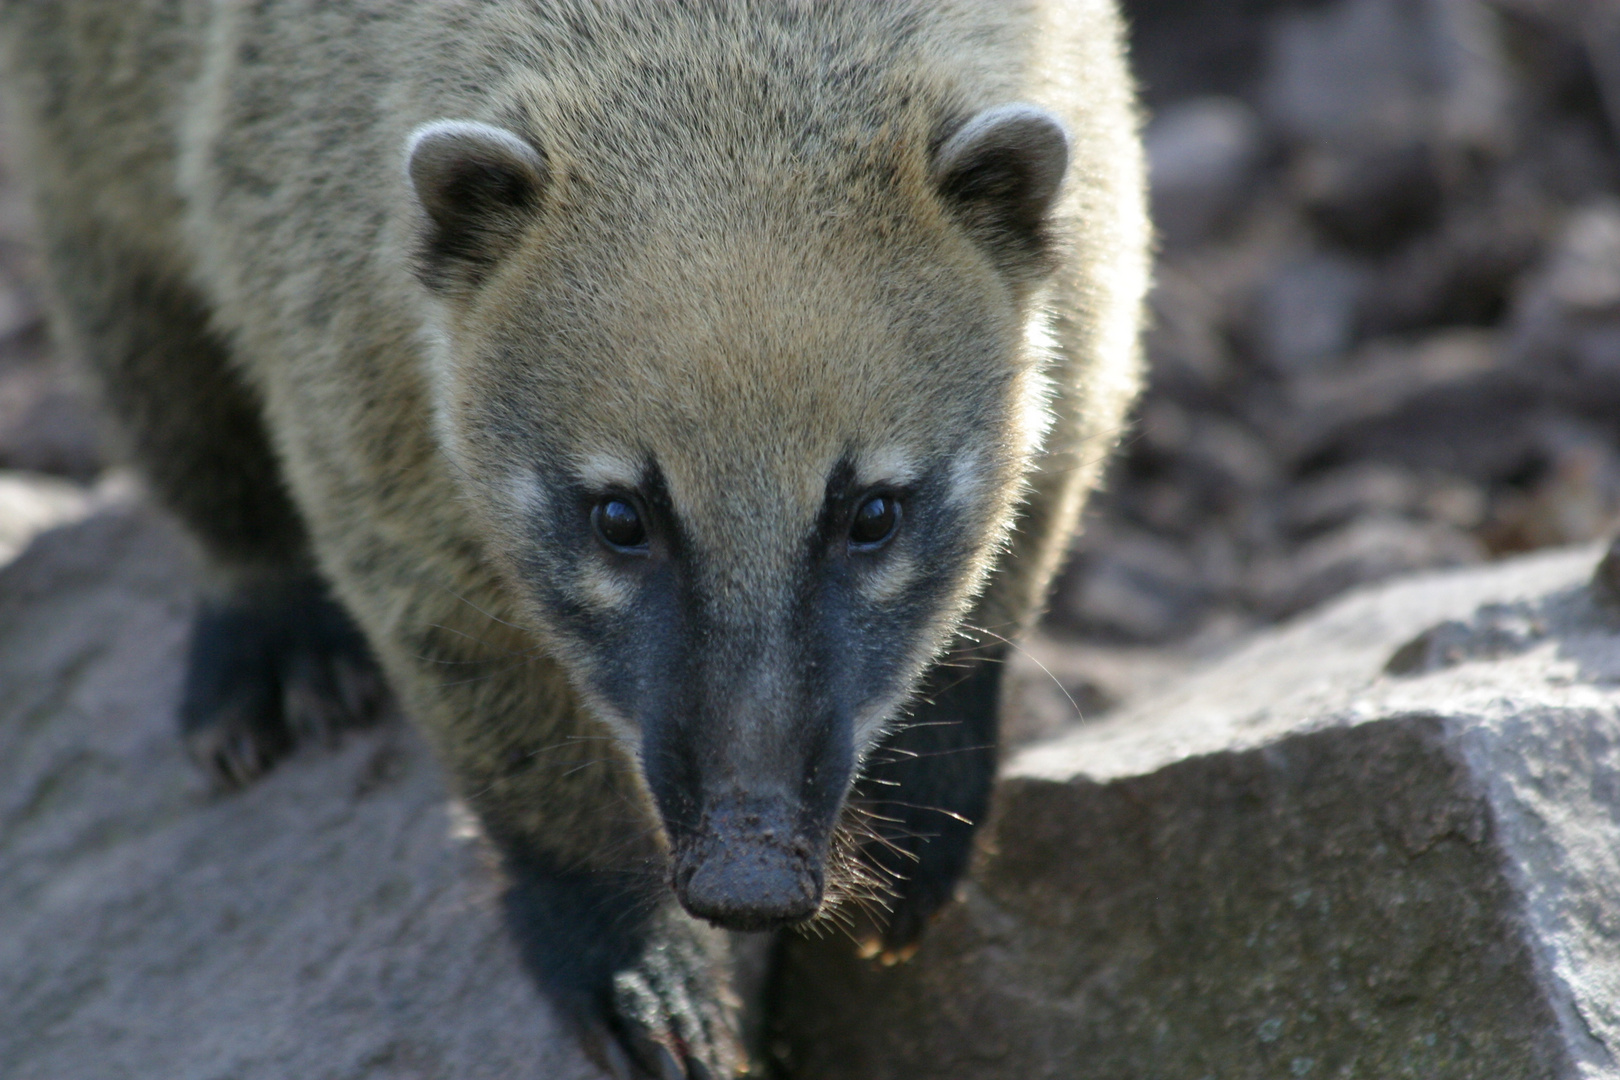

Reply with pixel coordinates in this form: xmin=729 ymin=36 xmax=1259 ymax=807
xmin=502 ymin=850 xmax=746 ymax=1079
xmin=35 ymin=224 xmax=385 ymax=784
xmin=850 ymin=643 xmax=1007 ymax=953
xmin=393 ymin=621 xmax=749 ymax=1079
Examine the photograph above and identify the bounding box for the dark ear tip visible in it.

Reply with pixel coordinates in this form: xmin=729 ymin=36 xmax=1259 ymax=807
xmin=933 ymin=102 xmax=1071 ymax=214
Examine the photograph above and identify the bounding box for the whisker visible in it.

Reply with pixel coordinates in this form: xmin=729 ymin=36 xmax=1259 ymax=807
xmin=960 ymin=621 xmax=1087 ymax=724
xmin=868 ymin=801 xmax=972 ymax=824
xmin=439 ymin=583 xmax=537 ymax=636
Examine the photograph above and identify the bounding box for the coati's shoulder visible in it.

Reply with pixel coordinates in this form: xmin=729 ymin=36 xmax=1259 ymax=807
xmin=0 ymin=0 xmax=218 ymax=270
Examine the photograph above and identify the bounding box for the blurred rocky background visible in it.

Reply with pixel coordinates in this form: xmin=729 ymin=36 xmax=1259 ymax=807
xmin=1048 ymin=0 xmax=1620 ymax=651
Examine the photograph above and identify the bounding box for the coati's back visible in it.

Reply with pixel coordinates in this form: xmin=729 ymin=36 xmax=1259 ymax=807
xmin=0 ymin=0 xmax=211 ymax=270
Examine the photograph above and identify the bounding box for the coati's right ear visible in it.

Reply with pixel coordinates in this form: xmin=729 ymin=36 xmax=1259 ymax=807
xmin=932 ymin=104 xmax=1070 ymax=278
xmin=405 ymin=120 xmax=548 ymax=293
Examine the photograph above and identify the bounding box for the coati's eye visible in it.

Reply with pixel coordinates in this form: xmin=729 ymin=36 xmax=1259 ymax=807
xmin=849 ymin=494 xmax=901 ymax=550
xmin=593 ymin=497 xmax=648 ymax=551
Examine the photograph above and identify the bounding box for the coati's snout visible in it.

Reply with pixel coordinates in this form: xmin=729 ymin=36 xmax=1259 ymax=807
xmin=641 ymin=682 xmax=857 ymax=931
xmin=669 ymin=795 xmax=824 ymax=930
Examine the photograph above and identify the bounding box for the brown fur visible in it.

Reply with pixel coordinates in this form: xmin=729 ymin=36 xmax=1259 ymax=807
xmin=0 ymin=1 xmax=1147 ymax=1072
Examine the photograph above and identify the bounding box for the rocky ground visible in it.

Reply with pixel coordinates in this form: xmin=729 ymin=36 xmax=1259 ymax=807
xmin=9 ymin=470 xmax=1620 ymax=1078
xmin=776 ymin=541 xmax=1620 ymax=1078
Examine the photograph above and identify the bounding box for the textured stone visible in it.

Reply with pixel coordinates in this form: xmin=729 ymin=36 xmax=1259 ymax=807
xmin=773 ymin=543 xmax=1620 ymax=1079
xmin=0 ymin=508 xmax=605 ymax=1080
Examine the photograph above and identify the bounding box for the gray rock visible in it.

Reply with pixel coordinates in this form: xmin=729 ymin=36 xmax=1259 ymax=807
xmin=0 ymin=508 xmax=605 ymax=1080
xmin=1277 ymin=328 xmax=1528 ymax=474
xmin=773 ymin=543 xmax=1620 ymax=1078
xmin=1250 ymin=515 xmax=1485 ymax=619
xmin=1292 ymin=141 xmax=1442 ymax=255
xmin=1261 ymin=0 xmax=1511 ymax=155
xmin=1147 ymin=96 xmax=1265 ymax=249
xmin=1252 ymin=253 xmax=1370 ymax=374
xmin=0 ymin=468 xmax=94 ymax=565
xmin=0 ymin=351 xmax=106 ymax=481
xmin=1280 ymin=464 xmax=1488 ymax=542
xmin=1512 ymin=200 xmax=1620 ymax=406
xmin=1059 ymin=523 xmax=1214 ymax=642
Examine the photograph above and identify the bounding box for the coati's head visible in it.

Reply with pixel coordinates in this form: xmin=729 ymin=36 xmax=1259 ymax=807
xmin=402 ymin=82 xmax=1071 ymax=931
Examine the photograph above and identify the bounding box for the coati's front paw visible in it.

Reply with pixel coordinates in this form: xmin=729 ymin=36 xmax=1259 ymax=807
xmin=503 ymin=861 xmax=749 ymax=1078
xmin=179 ymin=575 xmax=386 ymax=786
xmin=597 ymin=928 xmax=748 ymax=1080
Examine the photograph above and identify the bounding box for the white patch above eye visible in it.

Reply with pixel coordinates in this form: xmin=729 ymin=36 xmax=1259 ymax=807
xmin=574 ymin=451 xmax=642 ymax=490
xmin=507 ymin=468 xmax=549 ymax=517
xmin=946 ymin=447 xmax=989 ymax=507
xmin=855 ymin=445 xmax=921 ymax=489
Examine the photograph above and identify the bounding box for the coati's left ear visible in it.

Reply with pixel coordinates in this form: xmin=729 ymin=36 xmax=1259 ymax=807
xmin=405 ymin=120 xmax=548 ymax=293
xmin=932 ymin=103 xmax=1070 ymax=275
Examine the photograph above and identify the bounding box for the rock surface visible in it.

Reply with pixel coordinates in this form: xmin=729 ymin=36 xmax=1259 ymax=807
xmin=0 ymin=507 xmax=604 ymax=1080
xmin=773 ymin=543 xmax=1620 ymax=1079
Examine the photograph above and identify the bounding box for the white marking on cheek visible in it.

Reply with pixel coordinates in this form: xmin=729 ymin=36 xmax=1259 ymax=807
xmin=575 ymin=451 xmax=641 ymax=490
xmin=852 ymin=688 xmax=910 ymax=749
xmin=862 ymin=553 xmax=917 ymax=603
xmin=578 ymin=564 xmax=634 ymax=611
xmin=856 ymin=445 xmax=921 ymax=489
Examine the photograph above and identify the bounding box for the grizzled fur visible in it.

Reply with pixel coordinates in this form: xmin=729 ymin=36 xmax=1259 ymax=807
xmin=0 ymin=1 xmax=1147 ymax=1075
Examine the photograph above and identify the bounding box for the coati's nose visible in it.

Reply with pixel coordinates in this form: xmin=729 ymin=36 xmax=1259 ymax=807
xmin=671 ymin=799 xmax=823 ymax=931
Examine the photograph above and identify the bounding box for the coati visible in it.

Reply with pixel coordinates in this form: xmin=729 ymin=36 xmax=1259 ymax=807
xmin=0 ymin=1 xmax=1147 ymax=1075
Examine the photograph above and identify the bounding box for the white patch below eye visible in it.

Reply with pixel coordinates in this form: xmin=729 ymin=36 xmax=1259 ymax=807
xmin=575 ymin=451 xmax=642 ymax=490
xmin=856 ymin=445 xmax=921 ymax=489
xmin=852 ymin=686 xmax=913 ymax=750
xmin=578 ymin=563 xmax=635 ymax=611
xmin=860 ymin=552 xmax=918 ymax=604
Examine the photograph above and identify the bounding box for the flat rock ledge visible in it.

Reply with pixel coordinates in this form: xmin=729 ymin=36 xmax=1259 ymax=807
xmin=773 ymin=542 xmax=1620 ymax=1079
xmin=0 ymin=507 xmax=604 ymax=1080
